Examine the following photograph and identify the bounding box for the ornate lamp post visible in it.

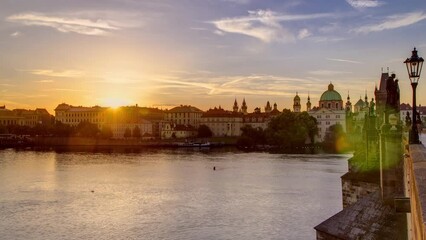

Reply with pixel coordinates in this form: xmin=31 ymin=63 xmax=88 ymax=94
xmin=404 ymin=47 xmax=424 ymax=144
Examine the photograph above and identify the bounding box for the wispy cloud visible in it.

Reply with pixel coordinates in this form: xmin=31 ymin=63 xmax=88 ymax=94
xmin=309 ymin=70 xmax=352 ymax=76
xmin=326 ymin=58 xmax=362 ymax=64
xmin=353 ymin=11 xmax=426 ymax=34
xmin=221 ymin=0 xmax=251 ymax=4
xmin=28 ymin=69 xmax=84 ymax=78
xmin=43 ymin=88 xmax=88 ymax=92
xmin=10 ymin=31 xmax=22 ymax=37
xmin=346 ymin=0 xmax=383 ymax=9
xmin=7 ymin=12 xmax=120 ymax=36
xmin=211 ymin=10 xmax=331 ymax=43
xmin=34 ymin=80 xmax=54 ymax=83
xmin=297 ymin=28 xmax=311 ymax=39
xmin=153 ymin=73 xmax=323 ymax=97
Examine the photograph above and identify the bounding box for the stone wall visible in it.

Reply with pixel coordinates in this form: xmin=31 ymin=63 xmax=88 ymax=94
xmin=341 ymin=172 xmax=380 ymax=208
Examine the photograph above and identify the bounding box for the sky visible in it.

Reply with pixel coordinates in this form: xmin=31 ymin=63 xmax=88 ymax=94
xmin=1 ymin=0 xmax=426 ymax=113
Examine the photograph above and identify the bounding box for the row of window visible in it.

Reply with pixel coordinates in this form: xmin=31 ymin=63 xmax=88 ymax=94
xmin=62 ymin=113 xmax=103 ymax=118
xmin=317 ymin=115 xmax=342 ymax=119
xmin=168 ymin=113 xmax=201 ymax=118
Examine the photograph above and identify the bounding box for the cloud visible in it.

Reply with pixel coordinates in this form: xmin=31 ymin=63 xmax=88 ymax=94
xmin=7 ymin=12 xmax=120 ymax=36
xmin=10 ymin=31 xmax=22 ymax=37
xmin=353 ymin=11 xmax=426 ymax=34
xmin=34 ymin=80 xmax=54 ymax=83
xmin=43 ymin=88 xmax=88 ymax=92
xmin=221 ymin=0 xmax=251 ymax=4
xmin=211 ymin=10 xmax=331 ymax=43
xmin=326 ymin=58 xmax=362 ymax=64
xmin=309 ymin=70 xmax=352 ymax=76
xmin=346 ymin=0 xmax=383 ymax=9
xmin=152 ymin=73 xmax=322 ymax=97
xmin=28 ymin=69 xmax=84 ymax=78
xmin=297 ymin=28 xmax=311 ymax=39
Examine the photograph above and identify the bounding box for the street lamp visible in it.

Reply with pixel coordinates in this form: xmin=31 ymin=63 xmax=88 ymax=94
xmin=404 ymin=47 xmax=424 ymax=144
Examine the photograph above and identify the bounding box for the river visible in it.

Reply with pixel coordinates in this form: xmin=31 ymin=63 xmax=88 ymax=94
xmin=0 ymin=148 xmax=349 ymax=240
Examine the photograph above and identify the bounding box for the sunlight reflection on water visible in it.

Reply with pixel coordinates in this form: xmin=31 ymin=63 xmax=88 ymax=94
xmin=0 ymin=149 xmax=349 ymax=240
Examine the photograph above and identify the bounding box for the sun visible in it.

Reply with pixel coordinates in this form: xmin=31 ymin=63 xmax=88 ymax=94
xmin=102 ymin=97 xmax=133 ymax=108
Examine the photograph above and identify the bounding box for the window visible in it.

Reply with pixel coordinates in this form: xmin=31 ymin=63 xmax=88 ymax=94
xmin=326 ymin=115 xmax=330 ymax=119
xmin=336 ymin=103 xmax=339 ymax=108
xmin=336 ymin=115 xmax=340 ymax=119
xmin=328 ymin=103 xmax=331 ymax=108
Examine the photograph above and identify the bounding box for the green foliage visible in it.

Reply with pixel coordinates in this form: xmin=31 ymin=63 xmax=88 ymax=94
xmin=322 ymin=124 xmax=348 ymax=153
xmin=198 ymin=124 xmax=213 ymax=138
xmin=237 ymin=125 xmax=265 ymax=148
xmin=124 ymin=127 xmax=131 ymax=139
xmin=265 ymin=110 xmax=318 ymax=149
xmin=75 ymin=121 xmax=99 ymax=138
xmin=101 ymin=125 xmax=113 ymax=139
xmin=132 ymin=126 xmax=141 ymax=138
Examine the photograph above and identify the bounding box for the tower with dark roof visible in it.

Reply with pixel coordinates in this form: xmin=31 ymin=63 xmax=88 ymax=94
xmin=307 ymin=94 xmax=312 ymax=111
xmin=345 ymin=93 xmax=352 ymax=113
xmin=241 ymin=98 xmax=247 ymax=114
xmin=293 ymin=92 xmax=301 ymax=112
xmin=375 ymin=71 xmax=390 ymax=123
xmin=233 ymin=98 xmax=239 ymax=113
xmin=265 ymin=101 xmax=272 ymax=113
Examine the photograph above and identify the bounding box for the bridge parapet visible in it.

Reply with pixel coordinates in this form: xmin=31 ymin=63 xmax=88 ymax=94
xmin=407 ymin=144 xmax=426 ymax=239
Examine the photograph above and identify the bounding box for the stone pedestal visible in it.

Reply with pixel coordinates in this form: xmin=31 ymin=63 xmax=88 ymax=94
xmin=380 ymin=121 xmax=402 ymax=205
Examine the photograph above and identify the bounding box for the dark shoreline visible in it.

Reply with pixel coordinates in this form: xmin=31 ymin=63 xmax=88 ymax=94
xmin=0 ymin=136 xmax=342 ymax=154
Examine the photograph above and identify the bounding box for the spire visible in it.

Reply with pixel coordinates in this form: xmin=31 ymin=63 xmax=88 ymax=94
xmin=233 ymin=98 xmax=239 ymax=112
xmin=241 ymin=98 xmax=247 ymax=114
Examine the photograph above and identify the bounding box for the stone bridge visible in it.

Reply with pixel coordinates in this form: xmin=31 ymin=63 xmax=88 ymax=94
xmin=404 ymin=134 xmax=426 ymax=239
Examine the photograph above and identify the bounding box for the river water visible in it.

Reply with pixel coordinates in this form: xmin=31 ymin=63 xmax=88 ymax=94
xmin=0 ymin=149 xmax=349 ymax=240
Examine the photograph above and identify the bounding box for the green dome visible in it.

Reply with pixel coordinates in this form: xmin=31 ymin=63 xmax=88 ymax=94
xmin=320 ymin=83 xmax=342 ymax=101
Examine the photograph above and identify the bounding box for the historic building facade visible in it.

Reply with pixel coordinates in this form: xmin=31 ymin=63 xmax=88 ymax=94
xmin=55 ymin=103 xmax=108 ymax=129
xmin=165 ymin=105 xmax=203 ymax=128
xmin=200 ymin=107 xmax=244 ymax=137
xmin=0 ymin=106 xmax=52 ymax=127
xmin=308 ymin=83 xmax=346 ymax=142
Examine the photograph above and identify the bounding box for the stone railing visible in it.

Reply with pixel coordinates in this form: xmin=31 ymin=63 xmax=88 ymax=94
xmin=406 ymin=144 xmax=426 ymax=239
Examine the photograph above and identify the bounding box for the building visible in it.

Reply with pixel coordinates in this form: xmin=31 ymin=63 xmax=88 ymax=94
xmin=54 ymin=103 xmax=108 ymax=129
xmin=400 ymin=103 xmax=426 ymax=124
xmin=0 ymin=106 xmax=52 ymax=127
xmin=165 ymin=105 xmax=203 ymax=128
xmin=374 ymin=71 xmax=390 ymax=122
xmin=308 ymin=83 xmax=346 ymax=142
xmin=200 ymin=106 xmax=244 ymax=137
xmin=105 ymin=106 xmax=154 ymax=139
xmin=293 ymin=93 xmax=301 ymax=112
xmin=161 ymin=123 xmax=197 ymax=139
xmin=201 ymin=100 xmax=281 ymax=137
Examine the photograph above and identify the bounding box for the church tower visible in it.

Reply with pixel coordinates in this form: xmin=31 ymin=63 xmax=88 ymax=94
xmin=233 ymin=98 xmax=239 ymax=113
xmin=241 ymin=98 xmax=248 ymax=114
xmin=306 ymin=94 xmax=312 ymax=111
xmin=345 ymin=93 xmax=352 ymax=113
xmin=265 ymin=101 xmax=272 ymax=113
xmin=293 ymin=92 xmax=301 ymax=112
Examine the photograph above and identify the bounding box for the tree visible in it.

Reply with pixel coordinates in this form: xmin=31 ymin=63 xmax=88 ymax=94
xmin=237 ymin=125 xmax=265 ymax=148
xmin=75 ymin=121 xmax=99 ymax=138
xmin=198 ymin=125 xmax=213 ymax=138
xmin=323 ymin=124 xmax=348 ymax=153
xmin=52 ymin=121 xmax=74 ymax=137
xmin=124 ymin=127 xmax=131 ymax=139
xmin=101 ymin=125 xmax=113 ymax=139
xmin=132 ymin=126 xmax=141 ymax=138
xmin=265 ymin=110 xmax=318 ymax=149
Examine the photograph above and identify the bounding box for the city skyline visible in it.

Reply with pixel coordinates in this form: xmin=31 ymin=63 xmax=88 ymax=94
xmin=1 ymin=0 xmax=426 ymax=113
